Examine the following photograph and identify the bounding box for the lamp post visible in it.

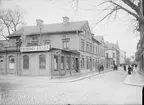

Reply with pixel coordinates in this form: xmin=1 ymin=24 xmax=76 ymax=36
xmin=4 ymin=45 xmax=7 ymax=75
xmin=16 ymin=38 xmax=22 ymax=76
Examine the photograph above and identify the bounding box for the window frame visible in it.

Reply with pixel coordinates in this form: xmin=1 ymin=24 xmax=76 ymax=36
xmin=39 ymin=54 xmax=46 ymax=69
xmin=63 ymin=40 xmax=70 ymax=49
xmin=23 ymin=55 xmax=29 ymax=69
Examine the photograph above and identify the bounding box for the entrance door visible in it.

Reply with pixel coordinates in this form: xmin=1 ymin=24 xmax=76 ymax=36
xmin=75 ymin=58 xmax=79 ymax=72
xmin=8 ymin=56 xmax=15 ymax=74
xmin=54 ymin=55 xmax=58 ymax=71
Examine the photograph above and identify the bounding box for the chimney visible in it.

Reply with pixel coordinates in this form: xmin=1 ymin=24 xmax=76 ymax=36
xmin=63 ymin=16 xmax=69 ymax=24
xmin=36 ymin=19 xmax=44 ymax=26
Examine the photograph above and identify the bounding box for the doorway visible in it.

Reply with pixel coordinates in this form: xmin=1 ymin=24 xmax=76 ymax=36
xmin=75 ymin=58 xmax=79 ymax=72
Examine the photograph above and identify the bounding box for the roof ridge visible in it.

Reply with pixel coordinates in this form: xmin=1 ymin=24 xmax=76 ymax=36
xmin=26 ymin=20 xmax=87 ymax=27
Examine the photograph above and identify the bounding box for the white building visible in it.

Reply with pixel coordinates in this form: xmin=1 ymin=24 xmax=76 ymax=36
xmin=120 ymin=50 xmax=126 ymax=65
xmin=105 ymin=41 xmax=120 ymax=66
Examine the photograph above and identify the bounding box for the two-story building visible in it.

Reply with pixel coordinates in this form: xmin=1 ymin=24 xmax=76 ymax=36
xmin=0 ymin=17 xmax=106 ymax=77
xmin=105 ymin=41 xmax=120 ymax=67
xmin=93 ymin=36 xmax=106 ymax=68
xmin=120 ymin=50 xmax=126 ymax=65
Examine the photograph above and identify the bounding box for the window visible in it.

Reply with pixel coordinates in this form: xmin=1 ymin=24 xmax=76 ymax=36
xmin=81 ymin=55 xmax=84 ymax=68
xmin=44 ymin=41 xmax=50 ymax=45
xmin=86 ymin=42 xmax=89 ymax=52
xmin=81 ymin=39 xmax=85 ymax=51
xmin=83 ymin=29 xmax=86 ymax=36
xmin=67 ymin=56 xmax=70 ymax=70
xmin=39 ymin=55 xmax=46 ymax=69
xmin=63 ymin=41 xmax=70 ymax=49
xmin=54 ymin=55 xmax=58 ymax=71
xmin=61 ymin=56 xmax=64 ymax=70
xmin=93 ymin=46 xmax=94 ymax=54
xmin=113 ymin=53 xmax=115 ymax=58
xmin=86 ymin=56 xmax=89 ymax=69
xmin=9 ymin=56 xmax=15 ymax=69
xmin=23 ymin=55 xmax=29 ymax=69
xmin=0 ymin=56 xmax=4 ymax=69
xmin=106 ymin=53 xmax=109 ymax=58
xmin=27 ymin=35 xmax=39 ymax=46
xmin=90 ymin=43 xmax=92 ymax=53
xmin=32 ymin=35 xmax=38 ymax=40
xmin=93 ymin=59 xmax=95 ymax=67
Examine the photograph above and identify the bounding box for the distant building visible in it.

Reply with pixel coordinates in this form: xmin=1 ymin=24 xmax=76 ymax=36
xmin=120 ymin=50 xmax=126 ymax=65
xmin=104 ymin=41 xmax=120 ymax=66
xmin=93 ymin=36 xmax=106 ymax=68
xmin=0 ymin=17 xmax=106 ymax=76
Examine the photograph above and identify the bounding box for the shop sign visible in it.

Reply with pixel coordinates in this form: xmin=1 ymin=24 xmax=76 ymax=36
xmin=20 ymin=45 xmax=50 ymax=52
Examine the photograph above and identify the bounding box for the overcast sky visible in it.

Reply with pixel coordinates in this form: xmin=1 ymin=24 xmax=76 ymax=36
xmin=1 ymin=0 xmax=140 ymax=57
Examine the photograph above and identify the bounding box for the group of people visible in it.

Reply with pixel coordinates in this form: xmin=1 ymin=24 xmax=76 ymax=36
xmin=123 ymin=64 xmax=137 ymax=75
xmin=98 ymin=64 xmax=104 ymax=73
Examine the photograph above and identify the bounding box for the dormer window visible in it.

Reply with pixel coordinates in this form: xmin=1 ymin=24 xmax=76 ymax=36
xmin=32 ymin=35 xmax=38 ymax=41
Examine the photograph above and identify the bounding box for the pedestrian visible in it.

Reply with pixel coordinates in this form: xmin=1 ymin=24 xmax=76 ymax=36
xmin=128 ymin=65 xmax=131 ymax=75
xmin=98 ymin=64 xmax=101 ymax=73
xmin=102 ymin=65 xmax=104 ymax=71
xmin=124 ymin=65 xmax=126 ymax=71
xmin=135 ymin=64 xmax=137 ymax=68
xmin=131 ymin=65 xmax=133 ymax=72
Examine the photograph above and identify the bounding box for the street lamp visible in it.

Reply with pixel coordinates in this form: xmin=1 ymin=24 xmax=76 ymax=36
xmin=4 ymin=45 xmax=8 ymax=75
xmin=16 ymin=38 xmax=22 ymax=75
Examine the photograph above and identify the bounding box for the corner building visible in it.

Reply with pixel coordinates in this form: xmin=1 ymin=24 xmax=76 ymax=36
xmin=0 ymin=17 xmax=106 ymax=77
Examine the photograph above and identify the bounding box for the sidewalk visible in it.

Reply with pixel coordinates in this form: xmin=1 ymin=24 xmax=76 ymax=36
xmin=124 ymin=68 xmax=144 ymax=87
xmin=0 ymin=68 xmax=113 ymax=84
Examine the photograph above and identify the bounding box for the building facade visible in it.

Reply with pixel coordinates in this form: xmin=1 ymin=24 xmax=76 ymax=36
xmin=105 ymin=41 xmax=120 ymax=66
xmin=120 ymin=50 xmax=126 ymax=65
xmin=0 ymin=17 xmax=106 ymax=76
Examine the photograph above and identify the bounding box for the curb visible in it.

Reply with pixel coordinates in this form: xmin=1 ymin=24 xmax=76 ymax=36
xmin=123 ymin=69 xmax=144 ymax=87
xmin=123 ymin=82 xmax=143 ymax=87
xmin=68 ymin=69 xmax=113 ymax=82
xmin=0 ymin=69 xmax=114 ymax=96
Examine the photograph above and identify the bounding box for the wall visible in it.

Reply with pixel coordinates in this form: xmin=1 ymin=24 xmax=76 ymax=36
xmin=21 ymin=52 xmax=51 ymax=76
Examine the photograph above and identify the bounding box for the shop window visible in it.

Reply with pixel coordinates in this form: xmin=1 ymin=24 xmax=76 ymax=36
xmin=67 ymin=56 xmax=70 ymax=70
xmin=0 ymin=56 xmax=4 ymax=69
xmin=81 ymin=56 xmax=84 ymax=68
xmin=23 ymin=55 xmax=29 ymax=69
xmin=39 ymin=54 xmax=46 ymax=69
xmin=9 ymin=56 xmax=15 ymax=69
xmin=86 ymin=56 xmax=89 ymax=69
xmin=93 ymin=59 xmax=95 ymax=67
xmin=61 ymin=56 xmax=64 ymax=70
xmin=54 ymin=55 xmax=58 ymax=71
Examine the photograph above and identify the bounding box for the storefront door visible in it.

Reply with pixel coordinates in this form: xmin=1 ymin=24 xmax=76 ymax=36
xmin=8 ymin=56 xmax=16 ymax=74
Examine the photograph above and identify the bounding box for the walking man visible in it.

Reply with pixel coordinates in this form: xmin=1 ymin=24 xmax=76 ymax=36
xmin=124 ymin=65 xmax=126 ymax=71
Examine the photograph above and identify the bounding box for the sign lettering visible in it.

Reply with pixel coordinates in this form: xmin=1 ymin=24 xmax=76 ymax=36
xmin=20 ymin=45 xmax=50 ymax=52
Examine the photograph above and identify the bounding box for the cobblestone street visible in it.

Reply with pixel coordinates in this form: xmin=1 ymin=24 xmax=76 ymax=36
xmin=0 ymin=68 xmax=142 ymax=104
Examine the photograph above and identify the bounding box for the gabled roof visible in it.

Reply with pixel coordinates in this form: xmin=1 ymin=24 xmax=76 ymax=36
xmin=94 ymin=36 xmax=104 ymax=43
xmin=9 ymin=21 xmax=87 ymax=37
xmin=105 ymin=42 xmax=119 ymax=50
xmin=92 ymin=36 xmax=101 ymax=44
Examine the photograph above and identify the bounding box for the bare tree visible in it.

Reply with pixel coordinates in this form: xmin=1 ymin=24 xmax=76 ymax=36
xmin=70 ymin=0 xmax=143 ymax=31
xmin=0 ymin=6 xmax=25 ymax=37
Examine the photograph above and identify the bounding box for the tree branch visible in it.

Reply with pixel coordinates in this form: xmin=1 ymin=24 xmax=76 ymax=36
xmin=121 ymin=0 xmax=140 ymax=14
xmin=109 ymin=1 xmax=140 ymax=21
